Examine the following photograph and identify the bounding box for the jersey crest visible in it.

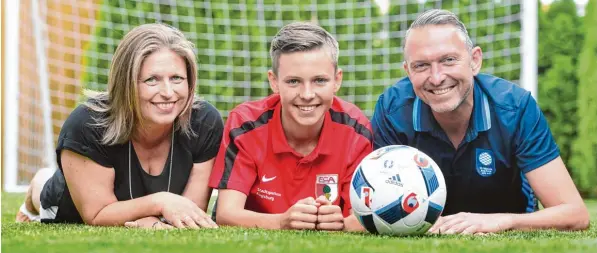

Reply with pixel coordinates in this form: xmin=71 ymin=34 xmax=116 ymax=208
xmin=315 ymin=174 xmax=339 ymax=203
xmin=475 ymin=148 xmax=496 ymax=177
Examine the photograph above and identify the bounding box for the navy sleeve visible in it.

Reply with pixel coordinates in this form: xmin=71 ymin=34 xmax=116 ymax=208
xmin=56 ymin=105 xmax=112 ymax=168
xmin=191 ymin=101 xmax=224 ymax=163
xmin=372 ymin=94 xmax=403 ymax=150
xmin=514 ymin=93 xmax=560 ymax=173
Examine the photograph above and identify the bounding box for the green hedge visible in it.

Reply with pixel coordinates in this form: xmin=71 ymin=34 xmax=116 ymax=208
xmin=538 ymin=0 xmax=582 ymax=179
xmin=538 ymin=0 xmax=597 ymax=197
xmin=570 ymin=0 xmax=597 ymax=197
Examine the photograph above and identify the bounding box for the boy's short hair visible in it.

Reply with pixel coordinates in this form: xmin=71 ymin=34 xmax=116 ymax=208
xmin=269 ymin=22 xmax=339 ymax=75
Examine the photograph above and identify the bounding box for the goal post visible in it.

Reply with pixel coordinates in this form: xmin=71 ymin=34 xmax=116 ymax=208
xmin=2 ymin=0 xmax=537 ymax=192
xmin=3 ymin=0 xmax=25 ymax=192
xmin=3 ymin=0 xmax=98 ymax=192
xmin=521 ymin=0 xmax=538 ymax=100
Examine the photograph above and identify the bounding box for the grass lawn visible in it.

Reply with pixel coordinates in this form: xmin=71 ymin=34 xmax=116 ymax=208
xmin=2 ymin=192 xmax=596 ymax=253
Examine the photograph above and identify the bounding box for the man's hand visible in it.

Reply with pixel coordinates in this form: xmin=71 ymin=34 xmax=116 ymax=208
xmin=428 ymin=212 xmax=513 ymax=235
xmin=315 ymin=196 xmax=344 ymax=231
xmin=279 ymin=197 xmax=319 ymax=230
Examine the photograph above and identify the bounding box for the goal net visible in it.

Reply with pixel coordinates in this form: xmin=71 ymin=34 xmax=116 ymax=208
xmin=3 ymin=0 xmax=532 ymax=191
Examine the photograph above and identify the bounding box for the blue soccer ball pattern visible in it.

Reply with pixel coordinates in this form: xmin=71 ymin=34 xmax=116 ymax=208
xmin=350 ymin=145 xmax=447 ymax=235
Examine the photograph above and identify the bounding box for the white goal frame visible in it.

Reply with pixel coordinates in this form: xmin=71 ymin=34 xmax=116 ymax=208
xmin=2 ymin=1 xmax=539 ymax=192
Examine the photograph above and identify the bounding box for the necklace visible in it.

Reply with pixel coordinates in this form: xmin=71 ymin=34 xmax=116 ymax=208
xmin=128 ymin=126 xmax=174 ymax=199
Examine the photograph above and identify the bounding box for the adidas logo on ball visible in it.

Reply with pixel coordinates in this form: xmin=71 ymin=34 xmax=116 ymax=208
xmin=385 ymin=174 xmax=403 ymax=186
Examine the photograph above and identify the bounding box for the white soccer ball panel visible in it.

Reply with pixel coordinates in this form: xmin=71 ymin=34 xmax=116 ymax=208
xmin=349 ymin=175 xmax=372 ymax=214
xmin=372 ymin=214 xmax=393 ymax=234
xmin=420 ymin=151 xmax=447 ymax=190
xmin=400 ymin=191 xmax=428 ymax=227
xmin=428 ymin=188 xmax=447 ymax=211
xmin=388 ymin=219 xmax=419 ymax=234
xmin=397 ymin=164 xmax=428 ymax=196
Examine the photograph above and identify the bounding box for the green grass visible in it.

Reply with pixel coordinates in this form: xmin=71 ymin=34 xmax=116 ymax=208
xmin=2 ymin=193 xmax=596 ymax=253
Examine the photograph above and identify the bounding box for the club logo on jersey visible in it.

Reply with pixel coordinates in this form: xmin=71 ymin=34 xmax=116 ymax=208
xmin=316 ymin=174 xmax=338 ymax=202
xmin=414 ymin=154 xmax=429 ymax=168
xmin=402 ymin=192 xmax=420 ymax=214
xmin=475 ymin=148 xmax=496 ymax=177
xmin=361 ymin=187 xmax=373 ymax=208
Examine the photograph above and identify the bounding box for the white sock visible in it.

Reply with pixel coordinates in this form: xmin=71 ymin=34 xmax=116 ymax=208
xmin=19 ymin=203 xmax=40 ymax=221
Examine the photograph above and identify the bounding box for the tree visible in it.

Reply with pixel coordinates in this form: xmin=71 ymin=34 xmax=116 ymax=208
xmin=570 ymin=0 xmax=597 ymax=197
xmin=537 ymin=0 xmax=583 ymax=171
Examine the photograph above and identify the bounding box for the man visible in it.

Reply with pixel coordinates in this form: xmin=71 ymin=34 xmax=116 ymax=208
xmin=209 ymin=22 xmax=372 ymax=231
xmin=372 ymin=9 xmax=589 ymax=234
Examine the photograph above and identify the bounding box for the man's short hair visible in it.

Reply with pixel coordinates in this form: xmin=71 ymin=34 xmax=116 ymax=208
xmin=404 ymin=9 xmax=474 ymax=53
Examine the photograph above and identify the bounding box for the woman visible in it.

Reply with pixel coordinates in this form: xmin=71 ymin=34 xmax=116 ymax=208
xmin=16 ymin=23 xmax=223 ymax=229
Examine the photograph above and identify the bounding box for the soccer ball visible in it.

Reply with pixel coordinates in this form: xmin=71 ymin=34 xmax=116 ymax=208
xmin=350 ymin=145 xmax=447 ymax=235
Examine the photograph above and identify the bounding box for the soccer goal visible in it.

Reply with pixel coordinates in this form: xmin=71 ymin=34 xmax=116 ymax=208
xmin=2 ymin=0 xmax=536 ymax=192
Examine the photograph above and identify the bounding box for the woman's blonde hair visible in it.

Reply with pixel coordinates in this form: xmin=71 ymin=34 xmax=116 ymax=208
xmin=85 ymin=23 xmax=199 ymax=145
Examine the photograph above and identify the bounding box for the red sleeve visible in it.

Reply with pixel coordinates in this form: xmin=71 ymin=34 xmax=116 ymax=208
xmin=208 ymin=111 xmax=257 ymax=196
xmin=340 ymin=121 xmax=373 ymax=217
